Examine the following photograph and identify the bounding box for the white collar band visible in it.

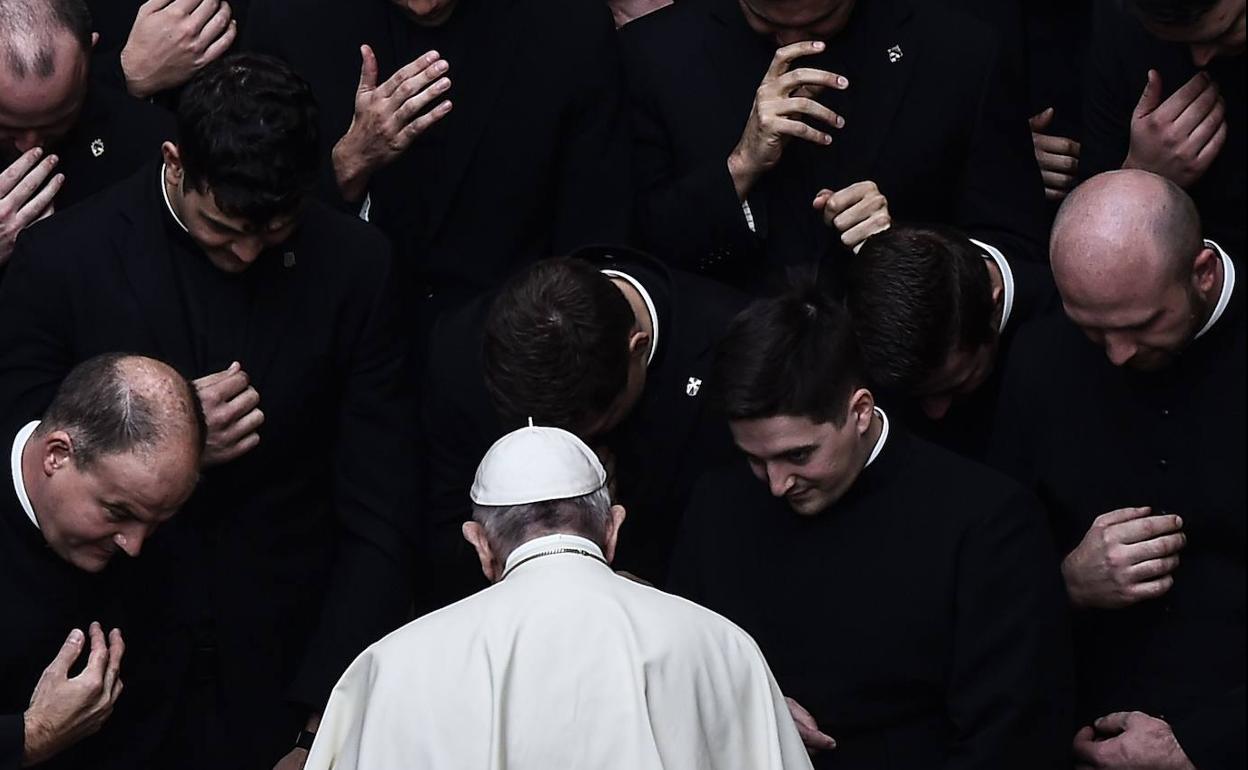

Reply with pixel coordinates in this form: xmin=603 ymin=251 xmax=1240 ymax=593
xmin=601 ymin=269 xmax=660 ymax=367
xmin=10 ymin=421 xmax=40 ymax=530
xmin=1194 ymin=239 xmax=1235 ymax=340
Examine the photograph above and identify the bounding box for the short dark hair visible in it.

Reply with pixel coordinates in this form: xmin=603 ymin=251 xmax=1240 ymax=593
xmin=1129 ymin=0 xmax=1220 ymax=25
xmin=714 ymin=286 xmax=865 ymax=426
xmin=175 ymin=53 xmax=319 ymax=224
xmin=846 ymin=225 xmax=995 ymax=393
xmin=0 ymin=0 xmax=92 ymax=78
xmin=483 ymin=257 xmax=636 ymax=434
xmin=37 ymin=353 xmax=207 ymax=468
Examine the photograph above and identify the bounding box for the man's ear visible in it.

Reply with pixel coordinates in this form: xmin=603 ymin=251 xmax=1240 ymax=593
xmin=627 ymin=329 xmax=651 ymax=359
xmin=602 ymin=504 xmax=627 ymax=564
xmin=462 ymin=521 xmax=499 ymax=583
xmin=41 ymin=430 xmax=74 ymax=478
xmin=1191 ymin=246 xmax=1219 ymax=298
xmin=161 ymin=142 xmax=183 ymax=177
xmin=848 ymin=388 xmax=875 ymax=436
xmin=91 ymin=32 xmax=99 ymax=49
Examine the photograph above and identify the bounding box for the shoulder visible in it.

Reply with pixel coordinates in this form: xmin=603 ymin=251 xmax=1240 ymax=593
xmin=891 ymin=432 xmax=1037 ymax=520
xmin=685 ymin=460 xmax=767 ymax=520
xmin=294 ymin=203 xmax=393 ymax=275
xmin=673 ymin=268 xmax=749 ymax=326
xmin=427 ymin=296 xmax=489 ymax=383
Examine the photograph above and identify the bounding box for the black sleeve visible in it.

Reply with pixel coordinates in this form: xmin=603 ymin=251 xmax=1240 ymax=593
xmin=664 ymin=476 xmax=716 ymax=603
xmin=1080 ymin=2 xmax=1139 ymax=179
xmin=945 ymin=490 xmax=1074 ymax=769
xmin=0 ymin=713 xmax=22 ymax=770
xmin=1172 ymin=686 xmax=1247 ymax=770
xmin=953 ymin=31 xmax=1050 ymax=266
xmin=987 ymin=323 xmax=1047 ymax=489
xmin=285 ymin=245 xmax=420 ymax=710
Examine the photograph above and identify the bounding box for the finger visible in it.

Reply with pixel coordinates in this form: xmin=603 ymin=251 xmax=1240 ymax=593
xmin=1071 ymin=726 xmax=1098 ymax=760
xmin=200 ymin=19 xmax=237 ymax=62
xmin=102 ymin=629 xmax=125 ymax=699
xmin=46 ymin=628 xmax=86 ymax=677
xmin=1033 ymin=133 xmax=1081 ymax=158
xmin=380 ymin=50 xmax=443 ymax=99
xmin=1129 ymin=574 xmax=1175 ymax=602
xmin=1125 ymin=532 xmax=1186 ymax=563
xmin=811 ymin=188 xmax=834 ymax=210
xmin=220 ymin=385 xmax=261 ymax=422
xmin=3 ymin=154 xmax=59 ymax=206
xmin=0 ymin=148 xmax=46 ymax=198
xmin=397 ymin=100 xmax=453 ymax=143
xmin=357 ymin=45 xmax=379 ymax=94
xmin=1036 ymin=148 xmax=1079 ymax=175
xmin=1156 ymin=71 xmax=1211 ymax=122
xmin=1128 ymin=554 xmax=1180 ymax=581
xmin=775 ymin=96 xmax=844 ymax=130
xmin=193 ymin=361 xmax=240 ymax=389
xmin=1193 ymin=118 xmax=1228 ymax=168
xmin=1188 ymin=96 xmax=1226 ymax=147
xmin=824 ymin=181 xmax=873 ymax=216
xmin=1133 ymin=69 xmax=1164 ymax=118
xmin=764 ymin=41 xmax=826 ymax=82
xmin=1044 ymin=187 xmax=1067 ymax=202
xmin=831 ymin=192 xmax=885 ymax=231
xmin=798 ymin=724 xmax=837 ymax=751
xmin=78 ymin=622 xmax=109 ymax=682
xmin=1173 ymin=78 xmax=1220 ymax=135
xmin=14 ymin=173 xmax=63 ymax=227
xmin=206 ymin=368 xmax=251 ymax=401
xmin=187 ymin=0 xmax=221 ymax=30
xmin=1029 ymin=106 xmax=1055 ymax=131
xmin=772 ymin=117 xmax=833 ymax=146
xmin=1094 ymin=711 xmax=1134 ymax=735
xmin=213 ymin=431 xmax=260 ymax=464
xmin=775 ymin=67 xmax=849 ymax=95
xmin=166 ymin=0 xmax=204 ymax=15
xmin=195 ymin=1 xmax=232 ymax=46
xmin=216 ymin=407 xmax=264 ymax=445
xmin=1114 ymin=513 xmax=1182 ymax=545
xmin=394 ymin=76 xmax=452 ymax=125
xmin=1040 ymin=170 xmax=1076 ymax=193
xmin=1096 ymin=506 xmax=1152 ymax=527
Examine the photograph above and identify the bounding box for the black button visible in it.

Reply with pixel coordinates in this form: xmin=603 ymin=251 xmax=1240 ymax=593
xmin=1157 ymin=458 xmax=1169 ymax=470
xmin=1160 ymin=408 xmax=1170 ymax=417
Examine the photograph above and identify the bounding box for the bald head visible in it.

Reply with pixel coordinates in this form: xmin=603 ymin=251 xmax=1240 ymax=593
xmin=0 ymin=0 xmax=91 ymax=78
xmin=36 ymin=353 xmax=206 ymax=467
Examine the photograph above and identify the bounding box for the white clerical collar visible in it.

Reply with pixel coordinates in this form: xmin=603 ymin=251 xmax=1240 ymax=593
xmin=10 ymin=421 xmax=40 ymax=530
xmin=601 ymin=269 xmax=660 ymax=367
xmin=864 ymin=407 xmax=890 ymax=468
xmin=501 ymin=533 xmax=607 ymax=578
xmin=160 ymin=163 xmax=190 ymax=234
xmin=970 ymin=238 xmax=1015 ymax=333
xmin=1194 ymin=239 xmax=1235 ymax=340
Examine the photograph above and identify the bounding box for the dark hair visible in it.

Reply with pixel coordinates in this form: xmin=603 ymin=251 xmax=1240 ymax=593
xmin=713 ymin=286 xmax=865 ymax=426
xmin=846 ymin=225 xmax=995 ymax=393
xmin=483 ymin=257 xmax=636 ymax=434
xmin=1129 ymin=0 xmax=1221 ymax=25
xmin=175 ymin=53 xmax=319 ymax=224
xmin=0 ymin=0 xmax=92 ymax=77
xmin=37 ymin=353 xmax=207 ymax=468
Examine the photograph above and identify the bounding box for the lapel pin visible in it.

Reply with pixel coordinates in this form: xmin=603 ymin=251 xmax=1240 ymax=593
xmin=90 ymin=138 xmax=105 ymax=157
xmin=686 ymin=377 xmax=703 ymax=397
xmin=283 ymin=251 xmax=296 ymax=268
xmin=887 ymin=44 xmax=903 ymax=63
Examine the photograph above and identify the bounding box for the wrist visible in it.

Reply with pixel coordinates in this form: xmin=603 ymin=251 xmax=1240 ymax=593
xmin=1060 ymin=555 xmax=1090 ymax=609
xmin=119 ymin=49 xmax=154 ymax=99
xmin=726 ymin=150 xmax=758 ymax=201
xmin=21 ymin=711 xmax=52 ymax=767
xmin=332 ymin=136 xmax=374 ymax=203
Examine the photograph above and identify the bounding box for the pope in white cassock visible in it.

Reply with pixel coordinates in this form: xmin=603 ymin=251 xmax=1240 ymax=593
xmin=304 ymin=424 xmax=813 ymax=770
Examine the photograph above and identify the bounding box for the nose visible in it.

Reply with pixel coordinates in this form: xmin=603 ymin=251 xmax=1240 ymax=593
xmin=113 ymin=527 xmax=146 ymax=558
xmin=766 ymin=464 xmax=794 ymax=497
xmin=919 ymin=394 xmax=954 ymax=420
xmin=232 ymin=237 xmax=264 ymax=265
xmin=1190 ymin=44 xmax=1218 ymax=67
xmin=1103 ymin=334 xmax=1137 ymax=367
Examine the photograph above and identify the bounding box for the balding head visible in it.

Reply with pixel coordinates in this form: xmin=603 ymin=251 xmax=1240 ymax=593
xmin=0 ymin=0 xmax=91 ymax=78
xmin=1050 ymin=170 xmax=1223 ymax=370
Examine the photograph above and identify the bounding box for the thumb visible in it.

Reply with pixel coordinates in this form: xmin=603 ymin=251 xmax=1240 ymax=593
xmin=1134 ymin=69 xmax=1163 ymax=117
xmin=47 ymin=628 xmax=85 ymax=676
xmin=357 ymin=45 xmax=379 ymax=93
xmin=1029 ymin=106 xmax=1054 ymax=131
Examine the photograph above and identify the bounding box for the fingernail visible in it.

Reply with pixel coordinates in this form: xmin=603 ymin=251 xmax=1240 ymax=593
xmin=69 ymin=629 xmax=83 ymax=643
xmin=836 ymin=116 xmax=845 ymax=128
xmin=813 ymin=41 xmax=825 ymax=50
xmin=838 ymin=76 xmax=848 ymax=88
xmin=32 ymin=147 xmax=43 ymax=158
xmin=1175 ymin=516 xmax=1183 ymax=527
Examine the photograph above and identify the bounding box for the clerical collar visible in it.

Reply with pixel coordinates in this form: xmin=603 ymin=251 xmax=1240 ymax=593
xmin=501 ymin=533 xmax=608 ymax=579
xmin=864 ymin=407 xmax=890 ymax=469
xmin=10 ymin=421 xmax=40 ymax=530
xmin=1193 ymin=239 xmax=1235 ymax=340
xmin=160 ymin=163 xmax=191 ymax=234
xmin=601 ymin=269 xmax=660 ymax=367
xmin=970 ymin=238 xmax=1015 ymax=333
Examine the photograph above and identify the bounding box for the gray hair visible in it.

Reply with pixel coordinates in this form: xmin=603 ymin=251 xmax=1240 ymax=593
xmin=0 ymin=0 xmax=92 ymax=78
xmin=471 ymin=486 xmax=613 ymax=565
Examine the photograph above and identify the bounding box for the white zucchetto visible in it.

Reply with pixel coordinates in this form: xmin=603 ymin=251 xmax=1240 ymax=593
xmin=470 ymin=424 xmax=606 ymax=506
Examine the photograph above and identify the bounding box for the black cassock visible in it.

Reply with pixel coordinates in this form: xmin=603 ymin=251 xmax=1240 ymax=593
xmin=0 ymin=165 xmax=418 ymax=770
xmin=669 ymin=427 xmax=1072 ymax=769
xmin=992 ymin=266 xmax=1246 ymax=769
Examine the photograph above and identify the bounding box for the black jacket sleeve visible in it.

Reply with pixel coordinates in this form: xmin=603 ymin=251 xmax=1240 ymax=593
xmin=1172 ymin=686 xmax=1247 ymax=770
xmin=1 ymin=713 xmax=22 ymax=770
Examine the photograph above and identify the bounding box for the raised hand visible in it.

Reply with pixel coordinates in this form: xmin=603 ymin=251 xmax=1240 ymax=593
xmin=193 ymin=361 xmax=264 ymax=467
xmin=121 ymin=0 xmax=238 ymax=99
xmin=1123 ymin=70 xmax=1227 ymax=188
xmin=812 ymin=180 xmax=890 ymax=252
xmin=332 ymin=45 xmax=453 ymax=202
xmin=0 ymin=148 xmax=62 ymax=266
xmin=1061 ymin=506 xmax=1185 ymax=609
xmin=22 ymin=624 xmax=126 ymax=766
xmin=728 ymin=40 xmax=848 ymax=199
xmin=1029 ymin=107 xmax=1080 ymax=201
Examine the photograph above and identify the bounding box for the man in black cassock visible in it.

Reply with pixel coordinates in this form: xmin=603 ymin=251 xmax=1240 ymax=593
xmin=620 ymin=0 xmax=1048 ymax=288
xmin=242 ymin=0 xmax=631 ymax=332
xmin=992 ymin=169 xmax=1245 ymax=770
xmin=421 ymin=246 xmax=746 ymax=607
xmin=1082 ymin=0 xmax=1244 ymax=260
xmin=668 ymin=288 xmax=1071 ymax=768
xmin=0 ymin=0 xmax=172 ymax=267
xmin=2 ymin=354 xmax=203 ymax=770
xmin=0 ymin=54 xmax=417 ymax=770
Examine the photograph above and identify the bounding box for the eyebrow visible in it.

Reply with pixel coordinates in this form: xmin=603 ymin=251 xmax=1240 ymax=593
xmin=740 ymin=443 xmax=819 ymax=461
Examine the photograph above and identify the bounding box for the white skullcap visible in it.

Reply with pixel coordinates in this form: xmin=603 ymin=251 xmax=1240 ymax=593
xmin=470 ymin=424 xmax=607 ymax=506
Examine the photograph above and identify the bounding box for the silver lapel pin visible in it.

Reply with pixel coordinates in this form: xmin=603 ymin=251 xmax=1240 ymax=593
xmin=887 ymin=44 xmax=903 ymax=63
xmin=686 ymin=377 xmax=702 ymax=397
xmin=90 ymin=138 xmax=105 ymax=157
